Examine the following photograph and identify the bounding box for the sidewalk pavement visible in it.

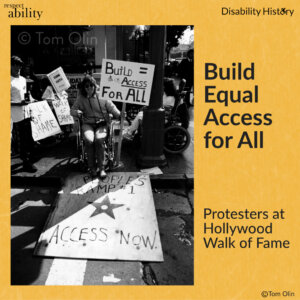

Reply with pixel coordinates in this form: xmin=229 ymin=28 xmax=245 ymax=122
xmin=11 ymin=112 xmax=194 ymax=285
xmin=11 ymin=106 xmax=194 ymax=179
xmin=11 ymin=131 xmax=193 ymax=179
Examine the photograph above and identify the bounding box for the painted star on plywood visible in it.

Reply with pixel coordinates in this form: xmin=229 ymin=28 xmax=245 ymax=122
xmin=90 ymin=195 xmax=124 ymax=219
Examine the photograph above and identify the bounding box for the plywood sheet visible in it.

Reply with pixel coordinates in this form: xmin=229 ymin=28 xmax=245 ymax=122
xmin=34 ymin=172 xmax=163 ymax=262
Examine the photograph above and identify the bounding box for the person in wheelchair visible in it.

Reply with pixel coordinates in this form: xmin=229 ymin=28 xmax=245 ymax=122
xmin=123 ymin=77 xmax=189 ymax=140
xmin=71 ymin=75 xmax=120 ymax=178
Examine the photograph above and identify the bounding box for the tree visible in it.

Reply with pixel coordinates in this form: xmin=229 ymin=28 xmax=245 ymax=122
xmin=166 ymin=26 xmax=193 ymax=61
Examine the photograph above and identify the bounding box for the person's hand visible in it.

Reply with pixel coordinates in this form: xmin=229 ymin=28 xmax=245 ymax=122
xmin=29 ymin=95 xmax=37 ymax=103
xmin=77 ymin=110 xmax=83 ymax=117
xmin=30 ymin=115 xmax=38 ymax=123
xmin=119 ymin=112 xmax=126 ymax=120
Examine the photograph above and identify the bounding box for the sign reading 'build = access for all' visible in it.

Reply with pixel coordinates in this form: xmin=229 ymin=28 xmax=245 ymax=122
xmin=99 ymin=59 xmax=155 ymax=106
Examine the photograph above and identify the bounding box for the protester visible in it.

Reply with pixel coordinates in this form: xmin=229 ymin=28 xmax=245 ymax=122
xmin=11 ymin=56 xmax=37 ymax=172
xmin=22 ymin=63 xmax=43 ymax=100
xmin=71 ymin=75 xmax=120 ymax=178
xmin=177 ymin=49 xmax=194 ymax=106
xmin=123 ymin=78 xmax=189 ymax=140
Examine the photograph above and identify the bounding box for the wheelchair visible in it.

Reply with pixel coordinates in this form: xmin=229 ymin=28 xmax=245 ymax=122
xmin=125 ymin=98 xmax=191 ymax=155
xmin=163 ymin=101 xmax=191 ymax=154
xmin=75 ymin=115 xmax=120 ymax=171
xmin=178 ymin=78 xmax=194 ymax=107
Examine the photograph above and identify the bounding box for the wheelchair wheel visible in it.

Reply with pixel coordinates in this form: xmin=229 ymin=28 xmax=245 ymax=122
xmin=164 ymin=125 xmax=191 ymax=154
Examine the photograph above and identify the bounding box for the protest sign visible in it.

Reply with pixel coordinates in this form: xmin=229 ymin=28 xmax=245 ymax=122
xmin=66 ymin=74 xmax=83 ymax=105
xmin=47 ymin=67 xmax=71 ymax=94
xmin=29 ymin=101 xmax=62 ymax=141
xmin=99 ymin=59 xmax=155 ymax=106
xmin=52 ymin=99 xmax=74 ymax=125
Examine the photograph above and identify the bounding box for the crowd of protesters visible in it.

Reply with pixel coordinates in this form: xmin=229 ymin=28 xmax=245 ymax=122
xmin=11 ymin=49 xmax=193 ymax=177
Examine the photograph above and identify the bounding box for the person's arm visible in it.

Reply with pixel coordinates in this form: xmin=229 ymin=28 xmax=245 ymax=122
xmin=178 ymin=59 xmax=188 ymax=82
xmin=70 ymin=97 xmax=83 ymax=118
xmin=29 ymin=92 xmax=38 ymax=103
xmin=105 ymin=99 xmax=121 ymax=119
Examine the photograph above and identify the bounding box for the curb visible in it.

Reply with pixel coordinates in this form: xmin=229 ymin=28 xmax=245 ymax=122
xmin=150 ymin=173 xmax=194 ymax=189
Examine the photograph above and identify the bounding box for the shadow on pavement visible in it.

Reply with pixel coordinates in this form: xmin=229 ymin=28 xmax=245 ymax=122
xmin=11 ymin=205 xmax=55 ymax=285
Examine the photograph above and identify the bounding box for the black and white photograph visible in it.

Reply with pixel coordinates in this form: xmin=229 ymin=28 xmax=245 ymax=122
xmin=10 ymin=25 xmax=194 ymax=285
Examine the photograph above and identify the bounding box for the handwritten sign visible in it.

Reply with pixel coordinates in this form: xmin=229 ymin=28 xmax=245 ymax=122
xmin=52 ymin=99 xmax=74 ymax=125
xmin=99 ymin=59 xmax=155 ymax=106
xmin=34 ymin=173 xmax=163 ymax=262
xmin=29 ymin=101 xmax=62 ymax=141
xmin=47 ymin=67 xmax=71 ymax=94
xmin=66 ymin=74 xmax=83 ymax=105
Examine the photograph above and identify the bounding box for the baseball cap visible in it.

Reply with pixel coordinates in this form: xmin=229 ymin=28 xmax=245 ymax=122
xmin=11 ymin=56 xmax=24 ymax=66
